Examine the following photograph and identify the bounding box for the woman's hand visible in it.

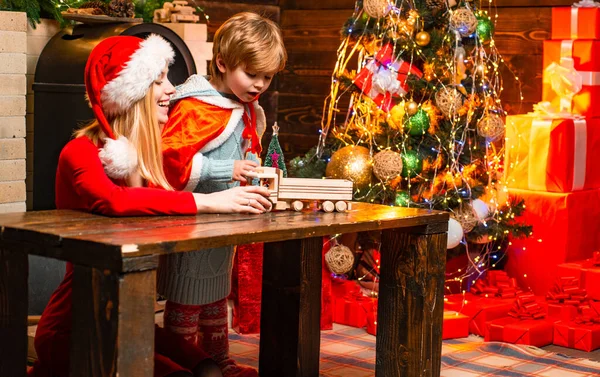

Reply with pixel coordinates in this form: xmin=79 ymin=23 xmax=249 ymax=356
xmin=193 ymin=185 xmax=272 ymax=214
xmin=232 ymin=160 xmax=259 ymax=182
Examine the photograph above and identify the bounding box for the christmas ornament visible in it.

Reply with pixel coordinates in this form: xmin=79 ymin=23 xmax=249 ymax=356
xmin=476 ymin=15 xmax=494 ymax=43
xmin=325 ymin=244 xmax=355 ymax=274
xmin=79 ymin=1 xmax=109 ymax=14
xmin=406 ymin=108 xmax=430 ymax=135
xmin=435 ymin=87 xmax=463 ymax=118
xmin=354 ymin=43 xmax=423 ymax=111
xmin=447 ymin=217 xmax=464 ymax=249
xmin=454 ymin=205 xmax=478 ymax=233
xmin=425 ymin=0 xmax=457 ymax=9
xmin=395 ymin=190 xmax=410 ymax=206
xmin=326 ymin=145 xmax=373 ymax=190
xmin=406 ymin=100 xmax=419 ymax=116
xmin=401 ymin=149 xmax=423 ymax=177
xmin=263 ymin=122 xmax=287 ymax=177
xmin=416 ymin=31 xmax=431 ymax=46
xmin=363 ymin=0 xmax=390 ymax=19
xmin=477 ymin=113 xmax=504 ymax=141
xmin=449 ymin=8 xmax=478 ymax=37
xmin=471 ymin=199 xmax=489 ymax=220
xmin=373 ymin=150 xmax=403 ymax=181
xmin=108 ymin=0 xmax=135 ymax=18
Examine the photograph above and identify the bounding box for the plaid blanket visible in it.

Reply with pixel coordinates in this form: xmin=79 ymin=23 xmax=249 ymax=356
xmin=229 ymin=324 xmax=600 ymax=377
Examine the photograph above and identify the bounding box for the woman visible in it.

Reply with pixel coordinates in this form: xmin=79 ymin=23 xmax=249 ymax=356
xmin=29 ymin=35 xmax=271 ymax=377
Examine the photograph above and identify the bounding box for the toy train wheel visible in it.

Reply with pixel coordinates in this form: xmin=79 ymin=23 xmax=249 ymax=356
xmin=322 ymin=201 xmax=335 ymax=213
xmin=335 ymin=201 xmax=347 ymax=212
xmin=292 ymin=200 xmax=304 ymax=212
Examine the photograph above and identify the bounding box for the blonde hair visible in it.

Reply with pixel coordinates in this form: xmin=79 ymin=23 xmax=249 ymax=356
xmin=210 ymin=12 xmax=287 ymax=79
xmin=75 ymin=85 xmax=173 ymax=190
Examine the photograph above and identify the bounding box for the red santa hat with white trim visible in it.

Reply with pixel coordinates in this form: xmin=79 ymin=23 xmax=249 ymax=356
xmin=84 ymin=34 xmax=174 ymax=179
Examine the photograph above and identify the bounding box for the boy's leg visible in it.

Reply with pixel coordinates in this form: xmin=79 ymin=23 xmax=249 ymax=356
xmin=197 ymin=298 xmax=257 ymax=377
xmin=163 ymin=301 xmax=202 ymax=345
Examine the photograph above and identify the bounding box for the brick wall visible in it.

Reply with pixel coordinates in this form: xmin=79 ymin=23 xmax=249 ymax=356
xmin=25 ymin=19 xmax=60 ymax=210
xmin=0 ymin=11 xmax=27 ymax=213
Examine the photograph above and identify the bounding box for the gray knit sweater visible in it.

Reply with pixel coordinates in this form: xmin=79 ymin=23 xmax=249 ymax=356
xmin=157 ymin=75 xmax=265 ymax=305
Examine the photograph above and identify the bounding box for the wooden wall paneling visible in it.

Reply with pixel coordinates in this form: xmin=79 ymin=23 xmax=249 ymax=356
xmin=196 ymin=1 xmax=280 ymax=39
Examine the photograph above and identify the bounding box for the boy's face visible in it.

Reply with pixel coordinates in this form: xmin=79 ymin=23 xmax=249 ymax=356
xmin=218 ymin=59 xmax=276 ymax=102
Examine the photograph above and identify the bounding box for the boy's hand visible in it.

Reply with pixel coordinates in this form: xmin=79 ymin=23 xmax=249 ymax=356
xmin=233 ymin=160 xmax=259 ymax=182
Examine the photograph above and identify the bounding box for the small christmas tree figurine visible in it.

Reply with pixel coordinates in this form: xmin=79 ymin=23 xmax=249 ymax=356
xmin=263 ymin=122 xmax=287 ymax=177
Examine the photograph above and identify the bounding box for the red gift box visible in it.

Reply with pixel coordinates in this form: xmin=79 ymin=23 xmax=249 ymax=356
xmin=354 ymin=43 xmax=422 ymax=111
xmin=555 ymin=253 xmax=600 ymax=301
xmin=554 ymin=321 xmax=600 ymax=351
xmin=543 ymin=40 xmax=600 ymax=117
xmin=552 ymin=6 xmax=600 ymax=40
xmin=443 ymin=310 xmax=470 ymax=340
xmin=332 ymin=279 xmax=376 ymax=329
xmin=444 ymin=293 xmax=514 ymax=336
xmin=548 ymin=304 xmax=580 ymax=321
xmin=506 ymin=188 xmax=600 ymax=295
xmin=504 ymin=115 xmax=600 ymax=193
xmin=366 ymin=306 xmax=377 ymax=336
xmin=485 ymin=317 xmax=555 ymax=347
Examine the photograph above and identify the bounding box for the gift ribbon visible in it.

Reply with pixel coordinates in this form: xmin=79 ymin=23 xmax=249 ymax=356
xmin=546 ymin=276 xmax=588 ymax=304
xmin=470 ymin=271 xmax=522 ymax=298
xmin=572 ymin=0 xmax=600 ymax=39
xmin=560 ymin=40 xmax=600 ymax=86
xmin=528 ymin=118 xmax=587 ymax=191
xmin=509 ymin=292 xmax=546 ymax=320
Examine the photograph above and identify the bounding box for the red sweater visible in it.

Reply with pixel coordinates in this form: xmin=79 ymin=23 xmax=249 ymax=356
xmin=31 ymin=137 xmax=199 ymax=377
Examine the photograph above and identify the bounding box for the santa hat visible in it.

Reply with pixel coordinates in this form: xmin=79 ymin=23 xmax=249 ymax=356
xmin=84 ymin=34 xmax=175 ymax=179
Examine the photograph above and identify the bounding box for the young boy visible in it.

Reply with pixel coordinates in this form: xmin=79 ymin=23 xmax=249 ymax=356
xmin=158 ymin=12 xmax=287 ymax=377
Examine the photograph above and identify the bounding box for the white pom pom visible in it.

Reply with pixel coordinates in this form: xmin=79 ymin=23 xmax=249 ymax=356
xmin=447 ymin=218 xmax=464 ymax=249
xmin=99 ymin=136 xmax=138 ymax=179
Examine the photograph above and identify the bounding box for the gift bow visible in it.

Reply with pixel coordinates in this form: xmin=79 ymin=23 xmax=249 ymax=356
xmin=546 ymin=276 xmax=588 ymax=304
xmin=583 ymin=251 xmax=600 ymax=268
xmin=470 ymin=270 xmax=522 ymax=298
xmin=573 ymin=0 xmax=600 ymax=8
xmin=543 ymin=59 xmax=583 ymax=113
xmin=574 ymin=302 xmax=600 ymax=325
xmin=508 ymin=292 xmax=547 ymax=320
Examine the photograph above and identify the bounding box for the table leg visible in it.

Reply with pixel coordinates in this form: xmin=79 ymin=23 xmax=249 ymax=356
xmin=70 ymin=265 xmax=156 ymax=377
xmin=0 ymin=248 xmax=28 ymax=377
xmin=376 ymin=224 xmax=447 ymax=377
xmin=260 ymin=237 xmax=322 ymax=377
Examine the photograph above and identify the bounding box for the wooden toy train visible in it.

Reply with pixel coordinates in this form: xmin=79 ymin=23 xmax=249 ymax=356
xmin=254 ymin=167 xmax=354 ymax=212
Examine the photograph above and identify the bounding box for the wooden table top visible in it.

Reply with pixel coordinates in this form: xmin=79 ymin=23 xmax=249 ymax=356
xmin=0 ymin=203 xmax=448 ymax=271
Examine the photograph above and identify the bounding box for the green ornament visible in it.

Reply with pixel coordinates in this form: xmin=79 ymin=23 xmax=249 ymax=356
xmin=401 ymin=150 xmax=423 ymax=177
xmin=476 ymin=16 xmax=494 ymax=43
xmin=395 ymin=191 xmax=410 ymax=207
xmin=405 ymin=108 xmax=430 ymax=136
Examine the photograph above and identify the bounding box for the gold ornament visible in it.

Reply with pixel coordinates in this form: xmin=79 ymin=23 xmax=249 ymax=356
xmin=406 ymin=100 xmax=419 ymax=116
xmin=363 ymin=0 xmax=390 ymax=19
xmin=325 ymin=244 xmax=355 ymax=274
xmin=454 ymin=205 xmax=478 ymax=233
xmin=373 ymin=150 xmax=403 ymax=182
xmin=416 ymin=31 xmax=431 ymax=46
xmin=435 ymin=87 xmax=463 ymax=118
xmin=449 ymin=8 xmax=478 ymax=37
xmin=326 ymin=145 xmax=373 ymax=191
xmin=477 ymin=113 xmax=504 ymax=141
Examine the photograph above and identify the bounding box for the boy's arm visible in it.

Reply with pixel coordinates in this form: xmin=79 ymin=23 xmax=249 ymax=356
xmin=162 ymin=98 xmax=229 ymax=191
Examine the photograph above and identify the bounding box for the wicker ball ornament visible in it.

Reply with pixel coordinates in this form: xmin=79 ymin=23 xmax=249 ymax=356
xmin=363 ymin=0 xmax=390 ymax=18
xmin=477 ymin=113 xmax=505 ymax=141
xmin=454 ymin=205 xmax=478 ymax=233
xmin=373 ymin=150 xmax=403 ymax=182
xmin=449 ymin=8 xmax=478 ymax=37
xmin=325 ymin=245 xmax=355 ymax=274
xmin=435 ymin=87 xmax=463 ymax=118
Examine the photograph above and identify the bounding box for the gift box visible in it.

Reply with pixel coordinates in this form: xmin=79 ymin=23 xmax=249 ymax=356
xmin=442 ymin=310 xmax=470 ymax=340
xmin=444 ymin=293 xmax=514 ymax=336
xmin=506 ymin=188 xmax=600 ymax=295
xmin=552 ymin=5 xmax=600 ymax=40
xmin=333 ymin=294 xmax=376 ymax=328
xmin=556 ymin=253 xmax=600 ymax=301
xmin=543 ymin=40 xmax=600 ymax=117
xmin=485 ymin=317 xmax=555 ymax=347
xmin=366 ymin=306 xmax=377 ymax=336
xmin=554 ymin=321 xmax=600 ymax=351
xmin=504 ymin=115 xmax=600 ymax=193
xmin=548 ymin=304 xmax=580 ymax=321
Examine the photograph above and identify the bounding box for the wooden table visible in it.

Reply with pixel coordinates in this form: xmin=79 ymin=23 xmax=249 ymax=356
xmin=0 ymin=203 xmax=448 ymax=377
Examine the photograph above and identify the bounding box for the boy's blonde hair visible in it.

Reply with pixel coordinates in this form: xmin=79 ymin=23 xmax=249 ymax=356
xmin=210 ymin=12 xmax=287 ymax=78
xmin=75 ymin=85 xmax=173 ymax=190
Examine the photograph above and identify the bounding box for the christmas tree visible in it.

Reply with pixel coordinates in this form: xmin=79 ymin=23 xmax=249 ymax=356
xmin=304 ymin=0 xmax=531 ymax=283
xmin=263 ymin=123 xmax=288 ymax=177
